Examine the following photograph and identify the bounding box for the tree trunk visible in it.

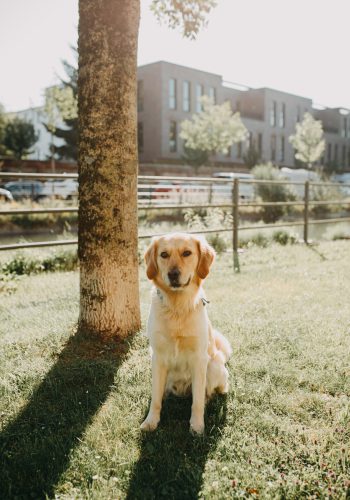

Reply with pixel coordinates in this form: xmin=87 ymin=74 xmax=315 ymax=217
xmin=78 ymin=0 xmax=141 ymax=338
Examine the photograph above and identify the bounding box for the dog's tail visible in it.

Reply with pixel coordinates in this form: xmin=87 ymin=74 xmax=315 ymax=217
xmin=213 ymin=330 xmax=232 ymax=363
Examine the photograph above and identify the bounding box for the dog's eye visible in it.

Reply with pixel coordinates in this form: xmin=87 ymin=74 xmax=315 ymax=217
xmin=160 ymin=251 xmax=169 ymax=258
xmin=183 ymin=250 xmax=192 ymax=257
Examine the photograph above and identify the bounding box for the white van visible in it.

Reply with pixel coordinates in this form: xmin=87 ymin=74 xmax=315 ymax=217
xmin=211 ymin=172 xmax=254 ymax=201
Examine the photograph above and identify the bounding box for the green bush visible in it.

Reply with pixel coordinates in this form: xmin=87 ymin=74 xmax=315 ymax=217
xmin=331 ymin=232 xmax=350 ymax=241
xmin=310 ymin=184 xmax=343 ymax=216
xmin=240 ymin=232 xmax=269 ymax=248
xmin=251 ymin=163 xmax=296 ymax=223
xmin=207 ymin=233 xmax=227 ymax=254
xmin=272 ymin=230 xmax=298 ymax=245
xmin=1 ymin=250 xmax=78 ymax=277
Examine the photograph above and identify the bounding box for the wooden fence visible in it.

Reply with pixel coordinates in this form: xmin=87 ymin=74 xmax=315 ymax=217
xmin=1 ymin=172 xmax=350 ymax=270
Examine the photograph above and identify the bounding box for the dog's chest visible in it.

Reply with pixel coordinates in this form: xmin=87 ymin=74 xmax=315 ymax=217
xmin=148 ymin=301 xmax=209 ymax=363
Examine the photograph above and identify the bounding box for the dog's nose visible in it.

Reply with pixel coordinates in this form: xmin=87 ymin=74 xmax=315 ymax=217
xmin=168 ymin=268 xmax=180 ymax=283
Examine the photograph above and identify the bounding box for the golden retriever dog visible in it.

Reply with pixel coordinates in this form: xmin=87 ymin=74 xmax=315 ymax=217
xmin=141 ymin=232 xmax=232 ymax=435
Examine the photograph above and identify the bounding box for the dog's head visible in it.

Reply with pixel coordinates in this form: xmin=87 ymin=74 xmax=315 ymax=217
xmin=144 ymin=232 xmax=215 ymax=291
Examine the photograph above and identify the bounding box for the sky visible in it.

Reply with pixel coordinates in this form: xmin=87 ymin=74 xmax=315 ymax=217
xmin=0 ymin=0 xmax=349 ymax=112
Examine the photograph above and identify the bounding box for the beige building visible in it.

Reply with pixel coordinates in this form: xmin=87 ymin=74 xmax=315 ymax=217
xmin=137 ymin=61 xmax=350 ymax=171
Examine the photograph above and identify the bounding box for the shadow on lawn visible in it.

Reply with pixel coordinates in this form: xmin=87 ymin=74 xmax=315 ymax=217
xmin=127 ymin=393 xmax=227 ymax=500
xmin=0 ymin=330 xmax=130 ymax=500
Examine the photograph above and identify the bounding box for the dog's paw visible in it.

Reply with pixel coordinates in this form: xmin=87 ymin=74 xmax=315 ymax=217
xmin=140 ymin=415 xmax=159 ymax=432
xmin=190 ymin=417 xmax=205 ymax=435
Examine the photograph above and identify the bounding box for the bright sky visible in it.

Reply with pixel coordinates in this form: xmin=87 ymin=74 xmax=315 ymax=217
xmin=1 ymin=0 xmax=349 ymax=112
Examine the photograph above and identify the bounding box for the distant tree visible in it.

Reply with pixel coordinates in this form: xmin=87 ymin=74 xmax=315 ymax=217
xmin=289 ymin=112 xmax=325 ymax=170
xmin=4 ymin=117 xmax=39 ymax=160
xmin=78 ymin=0 xmax=218 ymax=338
xmin=243 ymin=143 xmax=261 ymax=169
xmin=252 ymin=163 xmax=296 ymax=223
xmin=44 ymin=84 xmax=78 ymax=168
xmin=323 ymin=160 xmax=342 ymax=177
xmin=180 ymin=96 xmax=248 ymax=165
xmin=45 ymin=55 xmax=78 ymax=161
xmin=151 ymin=0 xmax=217 ymax=39
xmin=182 ymin=145 xmax=209 ymax=173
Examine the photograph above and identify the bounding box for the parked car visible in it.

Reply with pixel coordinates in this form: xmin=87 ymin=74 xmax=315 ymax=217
xmin=4 ymin=181 xmax=44 ymax=200
xmin=280 ymin=167 xmax=321 ymax=197
xmin=0 ymin=188 xmax=14 ymax=202
xmin=40 ymin=179 xmax=78 ymax=199
xmin=331 ymin=173 xmax=350 ymax=196
xmin=211 ymin=172 xmax=254 ymax=201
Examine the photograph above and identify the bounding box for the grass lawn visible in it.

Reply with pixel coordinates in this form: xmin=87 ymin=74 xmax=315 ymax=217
xmin=0 ymin=241 xmax=349 ymax=499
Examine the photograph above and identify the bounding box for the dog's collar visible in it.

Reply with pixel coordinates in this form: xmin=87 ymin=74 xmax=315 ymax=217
xmin=156 ymin=288 xmax=210 ymax=307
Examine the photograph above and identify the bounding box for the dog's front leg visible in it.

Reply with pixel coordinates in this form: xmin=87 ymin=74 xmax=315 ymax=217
xmin=141 ymin=355 xmax=167 ymax=432
xmin=190 ymin=356 xmax=208 ymax=435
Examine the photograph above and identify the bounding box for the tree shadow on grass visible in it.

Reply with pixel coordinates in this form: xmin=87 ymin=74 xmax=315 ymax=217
xmin=0 ymin=330 xmax=131 ymax=500
xmin=306 ymin=243 xmax=327 ymax=261
xmin=126 ymin=393 xmax=227 ymax=500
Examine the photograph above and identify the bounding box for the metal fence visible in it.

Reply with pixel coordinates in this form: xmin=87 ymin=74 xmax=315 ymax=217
xmin=1 ymin=172 xmax=350 ymax=262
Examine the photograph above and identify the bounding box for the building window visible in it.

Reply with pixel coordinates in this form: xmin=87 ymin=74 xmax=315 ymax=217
xmin=342 ymin=117 xmax=347 ymax=138
xmin=348 ymin=149 xmax=350 ymax=167
xmin=257 ymin=133 xmax=263 ymax=156
xmin=271 ymin=135 xmax=276 ymax=161
xmin=236 ymin=101 xmax=241 ymax=113
xmin=226 ymin=145 xmax=231 ymax=158
xmin=334 ymin=144 xmax=338 ymax=163
xmin=183 ymin=81 xmax=191 ymax=112
xmin=296 ymin=106 xmax=301 ymax=123
xmin=169 ymin=78 xmax=177 ymax=110
xmin=327 ymin=143 xmax=332 ymax=163
xmin=237 ymin=141 xmax=242 ymax=159
xmin=137 ymin=122 xmax=144 ymax=153
xmin=270 ymin=101 xmax=277 ymax=127
xmin=279 ymin=103 xmax=286 ymax=128
xmin=137 ymin=80 xmax=144 ymax=112
xmin=169 ymin=121 xmax=177 ymax=152
xmin=342 ymin=145 xmax=346 ymax=166
xmin=209 ymin=86 xmax=216 ymax=103
xmin=196 ymin=84 xmax=204 ymax=112
xmin=248 ymin=131 xmax=253 ymax=149
xmin=279 ymin=136 xmax=285 ymax=162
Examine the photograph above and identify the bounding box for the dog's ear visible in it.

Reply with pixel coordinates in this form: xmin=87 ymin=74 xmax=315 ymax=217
xmin=196 ymin=237 xmax=216 ymax=279
xmin=144 ymin=238 xmax=158 ymax=280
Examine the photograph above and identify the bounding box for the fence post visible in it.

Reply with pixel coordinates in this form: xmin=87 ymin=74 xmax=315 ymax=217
xmin=304 ymin=180 xmax=309 ymax=244
xmin=232 ymin=178 xmax=240 ymax=273
xmin=209 ymin=182 xmax=213 ymax=204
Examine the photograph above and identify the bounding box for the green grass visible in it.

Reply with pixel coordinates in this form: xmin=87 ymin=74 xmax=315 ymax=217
xmin=0 ymin=241 xmax=350 ymax=499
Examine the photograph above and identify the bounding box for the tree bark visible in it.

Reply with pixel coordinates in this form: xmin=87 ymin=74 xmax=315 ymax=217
xmin=78 ymin=0 xmax=141 ymax=338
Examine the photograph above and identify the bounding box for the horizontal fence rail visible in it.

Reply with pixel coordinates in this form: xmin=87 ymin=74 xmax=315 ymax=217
xmin=0 ymin=172 xmax=349 ymax=256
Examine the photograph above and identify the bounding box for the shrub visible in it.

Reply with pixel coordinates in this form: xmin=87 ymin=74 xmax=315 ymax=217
xmin=0 ymin=273 xmax=18 ymax=294
xmin=250 ymin=233 xmax=269 ymax=248
xmin=207 ymin=233 xmax=227 ymax=254
xmin=272 ymin=230 xmax=298 ymax=245
xmin=240 ymin=232 xmax=269 ymax=248
xmin=2 ymin=255 xmax=42 ymax=275
xmin=251 ymin=163 xmax=296 ymax=223
xmin=332 ymin=232 xmax=350 ymax=241
xmin=1 ymin=250 xmax=78 ymax=276
xmin=310 ymin=184 xmax=343 ymax=216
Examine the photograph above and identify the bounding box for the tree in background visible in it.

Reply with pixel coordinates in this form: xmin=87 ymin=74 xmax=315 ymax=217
xmin=181 ymin=145 xmax=209 ymax=173
xmin=44 ymin=85 xmax=78 ymax=168
xmin=78 ymin=0 xmax=217 ymax=338
xmin=289 ymin=112 xmax=325 ymax=171
xmin=252 ymin=163 xmax=296 ymax=223
xmin=243 ymin=143 xmax=261 ymax=169
xmin=45 ymin=56 xmax=78 ymax=161
xmin=4 ymin=117 xmax=39 ymax=160
xmin=180 ymin=96 xmax=248 ymax=167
